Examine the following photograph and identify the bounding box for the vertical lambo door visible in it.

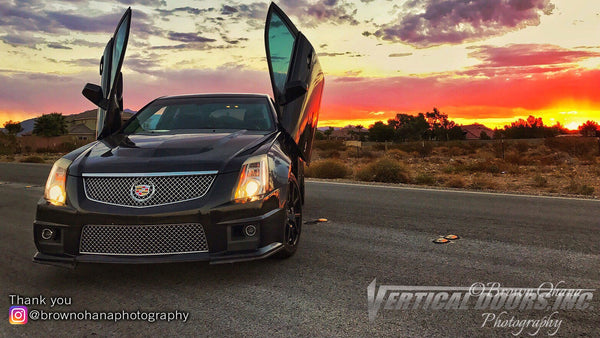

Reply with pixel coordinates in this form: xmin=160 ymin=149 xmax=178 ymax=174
xmin=81 ymin=8 xmax=131 ymax=139
xmin=265 ymin=3 xmax=324 ymax=163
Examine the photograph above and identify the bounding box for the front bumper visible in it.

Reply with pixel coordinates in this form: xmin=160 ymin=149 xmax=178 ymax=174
xmin=33 ymin=184 xmax=287 ymax=267
xmin=33 ymin=242 xmax=283 ymax=267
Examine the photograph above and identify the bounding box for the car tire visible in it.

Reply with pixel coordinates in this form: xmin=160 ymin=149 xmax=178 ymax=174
xmin=274 ymin=175 xmax=302 ymax=259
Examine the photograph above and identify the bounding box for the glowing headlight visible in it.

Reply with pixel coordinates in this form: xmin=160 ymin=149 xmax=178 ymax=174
xmin=234 ymin=154 xmax=269 ymax=202
xmin=44 ymin=158 xmax=72 ymax=206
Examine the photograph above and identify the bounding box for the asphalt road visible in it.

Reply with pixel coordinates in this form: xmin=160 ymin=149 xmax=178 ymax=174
xmin=1 ymin=162 xmax=598 ymax=337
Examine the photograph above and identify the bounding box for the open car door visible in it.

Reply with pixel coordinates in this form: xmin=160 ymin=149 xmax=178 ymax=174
xmin=81 ymin=8 xmax=131 ymax=140
xmin=265 ymin=3 xmax=324 ymax=163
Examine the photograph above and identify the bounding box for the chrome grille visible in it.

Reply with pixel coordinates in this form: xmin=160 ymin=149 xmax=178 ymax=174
xmin=83 ymin=173 xmax=216 ymax=208
xmin=79 ymin=223 xmax=209 ymax=256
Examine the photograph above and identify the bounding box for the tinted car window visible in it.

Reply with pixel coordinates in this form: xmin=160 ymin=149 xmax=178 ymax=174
xmin=267 ymin=13 xmax=295 ymax=95
xmin=123 ymin=97 xmax=275 ymax=134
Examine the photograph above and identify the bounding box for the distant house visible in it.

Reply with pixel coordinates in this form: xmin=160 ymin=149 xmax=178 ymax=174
xmin=461 ymin=123 xmax=494 ymax=140
xmin=68 ymin=124 xmax=95 ymax=141
xmin=329 ymin=126 xmax=368 ymax=140
xmin=65 ymin=109 xmax=134 ymax=141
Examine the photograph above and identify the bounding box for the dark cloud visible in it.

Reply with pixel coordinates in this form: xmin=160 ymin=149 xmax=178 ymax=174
xmin=0 ymin=1 xmax=162 ymax=48
xmin=116 ymin=0 xmax=166 ymax=6
xmin=156 ymin=6 xmax=214 ymax=16
xmin=238 ymin=2 xmax=268 ymax=20
xmin=123 ymin=54 xmax=163 ymax=75
xmin=46 ymin=43 xmax=72 ymax=50
xmin=0 ymin=33 xmax=44 ymax=47
xmin=221 ymin=5 xmax=238 ymax=15
xmin=460 ymin=44 xmax=600 ymax=77
xmin=469 ymin=44 xmax=600 ymax=67
xmin=167 ymin=32 xmax=216 ymax=43
xmin=278 ymin=0 xmax=359 ymax=27
xmin=367 ymin=0 xmax=555 ymax=47
xmin=222 ymin=36 xmax=249 ymax=45
xmin=149 ymin=43 xmax=232 ymax=52
xmin=318 ymin=51 xmax=363 ymax=57
xmin=62 ymin=39 xmax=106 ymax=48
xmin=64 ymin=58 xmax=100 ymax=67
xmin=388 ymin=52 xmax=412 ymax=57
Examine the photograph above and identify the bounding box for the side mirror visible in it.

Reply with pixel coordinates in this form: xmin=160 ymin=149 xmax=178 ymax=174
xmin=82 ymin=83 xmax=108 ymax=110
xmin=282 ymin=80 xmax=307 ymax=105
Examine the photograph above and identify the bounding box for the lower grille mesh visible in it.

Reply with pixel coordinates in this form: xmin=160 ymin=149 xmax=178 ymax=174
xmin=79 ymin=223 xmax=209 ymax=256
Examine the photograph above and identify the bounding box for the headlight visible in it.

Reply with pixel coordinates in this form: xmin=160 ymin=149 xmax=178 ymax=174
xmin=234 ymin=154 xmax=270 ymax=202
xmin=44 ymin=158 xmax=72 ymax=206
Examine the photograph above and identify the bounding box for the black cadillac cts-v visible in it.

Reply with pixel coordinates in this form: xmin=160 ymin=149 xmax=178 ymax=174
xmin=33 ymin=3 xmax=324 ymax=267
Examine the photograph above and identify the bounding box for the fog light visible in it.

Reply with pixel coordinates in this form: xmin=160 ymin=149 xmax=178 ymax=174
xmin=41 ymin=228 xmax=54 ymax=240
xmin=244 ymin=225 xmax=257 ymax=237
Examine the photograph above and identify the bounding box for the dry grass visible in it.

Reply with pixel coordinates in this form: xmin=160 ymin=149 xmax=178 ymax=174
xmin=312 ymin=138 xmax=600 ymax=198
xmin=356 ymin=158 xmax=409 ymax=183
xmin=305 ymin=159 xmax=349 ymax=179
xmin=414 ymin=172 xmax=436 ymax=185
xmin=20 ymin=155 xmax=46 ymax=163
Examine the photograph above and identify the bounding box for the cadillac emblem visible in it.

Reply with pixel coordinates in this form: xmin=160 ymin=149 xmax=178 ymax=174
xmin=130 ymin=180 xmax=155 ymax=202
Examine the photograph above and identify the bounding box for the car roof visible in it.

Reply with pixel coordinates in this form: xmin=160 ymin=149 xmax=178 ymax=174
xmin=156 ymin=93 xmax=272 ymax=100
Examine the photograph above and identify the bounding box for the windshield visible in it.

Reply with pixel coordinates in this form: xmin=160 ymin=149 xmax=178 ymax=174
xmin=123 ymin=97 xmax=275 ymax=134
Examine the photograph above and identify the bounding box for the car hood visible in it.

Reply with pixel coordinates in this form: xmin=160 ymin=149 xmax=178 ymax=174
xmin=68 ymin=130 xmax=276 ymax=176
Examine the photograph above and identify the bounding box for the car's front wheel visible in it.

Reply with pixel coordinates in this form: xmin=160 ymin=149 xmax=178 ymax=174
xmin=274 ymin=176 xmax=302 ymax=259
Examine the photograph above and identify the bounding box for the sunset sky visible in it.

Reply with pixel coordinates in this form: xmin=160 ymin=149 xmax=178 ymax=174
xmin=1 ymin=0 xmax=600 ymax=130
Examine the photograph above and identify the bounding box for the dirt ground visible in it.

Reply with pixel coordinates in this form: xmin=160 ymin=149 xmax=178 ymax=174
xmin=310 ymin=139 xmax=600 ymax=198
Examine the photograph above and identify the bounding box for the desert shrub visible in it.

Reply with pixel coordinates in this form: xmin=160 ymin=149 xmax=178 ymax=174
xmin=442 ymin=166 xmax=456 ymax=174
xmin=445 ymin=176 xmax=466 ymax=188
xmin=579 ymin=152 xmax=597 ymax=165
xmin=20 ymin=156 xmax=45 ymax=163
xmin=445 ymin=140 xmax=479 ymax=153
xmin=465 ymin=160 xmax=500 ymax=174
xmin=36 ymin=147 xmax=62 ymax=153
xmin=56 ymin=142 xmax=79 ymax=153
xmin=320 ymin=150 xmax=341 ymax=159
xmin=305 ymin=159 xmax=348 ymax=179
xmin=386 ymin=149 xmax=408 ymax=160
xmin=371 ymin=143 xmax=389 ymax=151
xmin=591 ymin=167 xmax=600 ymax=177
xmin=544 ymin=137 xmax=598 ymax=158
xmin=514 ymin=141 xmax=530 ymax=153
xmin=539 ymin=153 xmax=571 ymax=166
xmin=565 ymin=180 xmax=595 ymax=195
xmin=448 ymin=146 xmax=466 ymax=156
xmin=475 ymin=148 xmax=496 ymax=161
xmin=504 ymin=151 xmax=524 ymax=165
xmin=349 ymin=149 xmax=375 ymax=159
xmin=433 ymin=146 xmax=449 ymax=155
xmin=580 ymin=185 xmax=596 ymax=195
xmin=470 ymin=176 xmax=497 ymax=190
xmin=0 ymin=134 xmax=17 ymax=155
xmin=356 ymin=158 xmax=409 ymax=183
xmin=414 ymin=173 xmax=436 ymax=185
xmin=397 ymin=141 xmax=433 ymax=157
xmin=532 ymin=174 xmax=548 ymax=187
xmin=313 ymin=140 xmax=346 ymax=151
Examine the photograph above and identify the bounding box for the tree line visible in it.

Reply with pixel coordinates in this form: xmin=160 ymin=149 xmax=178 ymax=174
xmin=315 ymin=108 xmax=600 ymax=142
xmin=3 ymin=113 xmax=68 ymax=137
xmin=4 ymin=110 xmax=600 ymax=141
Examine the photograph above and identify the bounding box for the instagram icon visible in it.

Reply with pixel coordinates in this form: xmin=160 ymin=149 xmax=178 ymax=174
xmin=9 ymin=306 xmax=28 ymax=325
